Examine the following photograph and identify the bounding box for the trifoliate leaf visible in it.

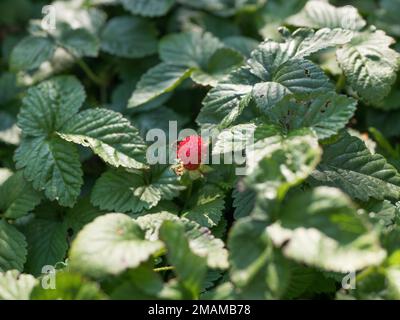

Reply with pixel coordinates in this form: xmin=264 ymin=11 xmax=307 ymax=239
xmin=91 ymin=167 xmax=184 ymax=214
xmin=267 ymin=187 xmax=386 ymax=272
xmin=14 ymin=136 xmax=83 ymax=207
xmin=121 ymin=0 xmax=175 ymax=17
xmin=160 ymin=221 xmax=207 ymax=297
xmin=249 ymin=55 xmax=334 ymax=113
xmin=10 ymin=36 xmax=56 ymax=71
xmin=336 ymin=30 xmax=400 ymax=105
xmin=286 ymin=1 xmax=366 ymax=30
xmin=58 ymin=108 xmax=148 ymax=169
xmin=18 ymin=76 xmax=86 ymax=136
xmin=182 ymin=186 xmax=225 ymax=228
xmin=197 ymin=36 xmax=335 ymax=126
xmin=101 ymin=16 xmax=158 ymax=58
xmin=135 ymin=212 xmax=229 ymax=269
xmin=0 ymin=220 xmax=27 ymax=272
xmin=0 ymin=270 xmax=37 ymax=300
xmin=159 ymin=32 xmax=223 ymax=68
xmin=30 ymin=272 xmax=106 ymax=300
xmin=268 ymin=92 xmax=357 ymax=139
xmin=69 ymin=213 xmax=164 ymax=278
xmin=310 ymin=131 xmax=400 ymax=201
xmin=0 ymin=171 xmax=42 ymax=219
xmin=128 ymin=63 xmax=192 ymax=108
xmin=23 ymin=219 xmax=68 ymax=276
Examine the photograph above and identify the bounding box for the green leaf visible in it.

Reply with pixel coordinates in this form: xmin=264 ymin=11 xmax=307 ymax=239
xmin=232 ymin=187 xmax=256 ymax=219
xmin=69 ymin=213 xmax=164 ymax=278
xmin=23 ymin=219 xmax=68 ymax=276
xmin=15 ymin=136 xmax=83 ymax=207
xmin=336 ymin=30 xmax=400 ymax=105
xmin=268 ymin=92 xmax=357 ymax=139
xmin=56 ymin=24 xmax=100 ymax=58
xmin=10 ymin=36 xmax=55 ymax=71
xmin=284 ymin=265 xmax=336 ymax=299
xmin=223 ymin=36 xmax=258 ymax=57
xmin=0 ymin=270 xmax=37 ymax=300
xmin=121 ymin=0 xmax=175 ymax=17
xmin=0 ymin=72 xmax=19 ymax=105
xmin=228 ymin=217 xmax=291 ymax=299
xmin=0 ymin=112 xmax=20 ymax=145
xmin=286 ymin=1 xmax=366 ymax=30
xmin=58 ymin=108 xmax=148 ymax=169
xmin=0 ymin=220 xmax=27 ymax=272
xmin=136 ymin=212 xmax=229 ymax=269
xmin=91 ymin=167 xmax=184 ymax=214
xmin=182 ymin=186 xmax=225 ymax=228
xmin=160 ymin=221 xmax=207 ymax=297
xmin=386 ymin=267 xmax=400 ymax=299
xmin=64 ymin=198 xmax=104 ymax=239
xmin=191 ymin=47 xmax=244 ymax=86
xmin=159 ymin=32 xmax=223 ymax=68
xmin=0 ymin=169 xmax=12 ymax=185
xmin=228 ymin=218 xmax=270 ymax=287
xmin=286 ymin=27 xmax=355 ymax=59
xmin=250 ymin=56 xmax=334 ymax=113
xmin=196 ymin=67 xmax=256 ymax=127
xmin=310 ymin=131 xmax=400 ymax=201
xmin=30 ymin=272 xmax=105 ymax=300
xmin=258 ymin=0 xmax=308 ymax=40
xmin=197 ymin=36 xmax=335 ymax=125
xmin=18 ymin=76 xmax=86 ymax=136
xmin=363 ymin=200 xmax=399 ymax=227
xmin=101 ymin=16 xmax=158 ymax=58
xmin=178 ymin=0 xmax=265 ymax=17
xmin=268 ymin=187 xmax=386 ymax=272
xmin=110 ymin=263 xmax=182 ymax=299
xmin=128 ymin=63 xmax=192 ymax=108
xmin=245 ymin=128 xmax=321 ymax=200
xmin=0 ymin=171 xmax=42 ymax=219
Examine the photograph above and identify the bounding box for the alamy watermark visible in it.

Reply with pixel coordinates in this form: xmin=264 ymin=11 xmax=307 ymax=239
xmin=41 ymin=5 xmax=56 ymax=31
xmin=145 ymin=121 xmax=255 ymax=175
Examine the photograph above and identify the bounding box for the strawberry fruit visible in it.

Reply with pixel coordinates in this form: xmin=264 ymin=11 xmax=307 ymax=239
xmin=176 ymin=135 xmax=207 ymax=171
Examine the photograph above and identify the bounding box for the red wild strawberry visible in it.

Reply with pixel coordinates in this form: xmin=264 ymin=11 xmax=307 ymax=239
xmin=176 ymin=135 xmax=207 ymax=171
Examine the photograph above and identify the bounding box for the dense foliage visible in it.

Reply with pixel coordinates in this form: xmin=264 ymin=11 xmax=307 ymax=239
xmin=1 ymin=0 xmax=400 ymax=300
